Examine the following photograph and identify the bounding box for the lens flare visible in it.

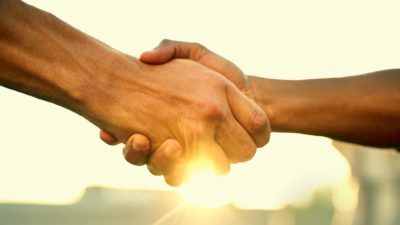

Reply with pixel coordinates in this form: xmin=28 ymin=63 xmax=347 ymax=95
xmin=180 ymin=169 xmax=231 ymax=209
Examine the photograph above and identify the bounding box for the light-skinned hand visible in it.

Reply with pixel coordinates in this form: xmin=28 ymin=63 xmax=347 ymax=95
xmin=101 ymin=40 xmax=270 ymax=186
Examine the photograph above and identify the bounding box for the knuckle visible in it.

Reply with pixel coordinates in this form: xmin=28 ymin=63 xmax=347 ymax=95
xmin=192 ymin=42 xmax=205 ymax=50
xmin=190 ymin=42 xmax=210 ymax=60
xmin=207 ymin=73 xmax=227 ymax=88
xmin=160 ymin=39 xmax=172 ymax=46
xmin=241 ymin=145 xmax=257 ymax=162
xmin=200 ymin=73 xmax=228 ymax=95
xmin=250 ymin=109 xmax=269 ymax=134
xmin=200 ymin=100 xmax=224 ymax=120
xmin=190 ymin=42 xmax=210 ymax=61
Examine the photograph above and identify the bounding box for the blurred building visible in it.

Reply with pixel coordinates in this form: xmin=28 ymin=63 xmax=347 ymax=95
xmin=0 ymin=186 xmax=335 ymax=225
xmin=333 ymin=141 xmax=400 ymax=225
xmin=3 ymin=142 xmax=399 ymax=225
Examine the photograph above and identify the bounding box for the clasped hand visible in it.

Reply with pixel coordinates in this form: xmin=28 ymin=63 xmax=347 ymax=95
xmin=99 ymin=40 xmax=270 ymax=186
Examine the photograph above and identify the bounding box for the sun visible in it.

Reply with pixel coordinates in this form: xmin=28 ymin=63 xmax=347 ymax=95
xmin=180 ymin=169 xmax=232 ymax=209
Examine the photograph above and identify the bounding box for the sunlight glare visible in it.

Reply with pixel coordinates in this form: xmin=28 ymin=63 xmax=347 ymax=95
xmin=181 ymin=169 xmax=231 ymax=209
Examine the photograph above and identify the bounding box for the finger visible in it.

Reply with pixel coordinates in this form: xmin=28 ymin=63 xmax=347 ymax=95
xmin=140 ymin=39 xmax=206 ymax=64
xmin=164 ymin=163 xmax=187 ymax=187
xmin=147 ymin=139 xmax=182 ymax=176
xmin=196 ymin=141 xmax=230 ymax=176
xmin=141 ymin=40 xmax=249 ymax=92
xmin=123 ymin=134 xmax=151 ymax=166
xmin=215 ymin=113 xmax=258 ymax=163
xmin=140 ymin=45 xmax=175 ymax=64
xmin=99 ymin=130 xmax=119 ymax=145
xmin=226 ymin=84 xmax=271 ymax=147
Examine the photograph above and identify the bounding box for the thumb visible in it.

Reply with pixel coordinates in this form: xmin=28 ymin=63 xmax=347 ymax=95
xmin=123 ymin=133 xmax=151 ymax=166
xmin=140 ymin=39 xmax=206 ymax=64
xmin=140 ymin=43 xmax=175 ymax=64
xmin=99 ymin=130 xmax=120 ymax=145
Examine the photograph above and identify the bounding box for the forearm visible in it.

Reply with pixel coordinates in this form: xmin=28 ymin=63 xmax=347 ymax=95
xmin=249 ymin=70 xmax=400 ymax=148
xmin=0 ymin=0 xmax=136 ymax=115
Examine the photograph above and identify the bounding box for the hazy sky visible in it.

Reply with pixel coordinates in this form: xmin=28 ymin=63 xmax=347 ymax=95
xmin=0 ymin=0 xmax=399 ymax=209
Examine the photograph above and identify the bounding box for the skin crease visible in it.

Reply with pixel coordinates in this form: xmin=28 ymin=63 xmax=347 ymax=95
xmin=0 ymin=1 xmax=270 ymax=187
xmin=103 ymin=40 xmax=400 ymax=184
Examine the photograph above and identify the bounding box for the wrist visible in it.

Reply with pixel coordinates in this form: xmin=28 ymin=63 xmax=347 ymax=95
xmin=73 ymin=51 xmax=141 ymax=127
xmin=248 ymin=76 xmax=302 ymax=133
xmin=248 ymin=76 xmax=279 ymax=131
xmin=248 ymin=76 xmax=344 ymax=136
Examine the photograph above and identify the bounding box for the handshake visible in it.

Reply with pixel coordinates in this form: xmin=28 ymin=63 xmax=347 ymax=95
xmin=3 ymin=1 xmax=398 ymax=188
xmin=1 ymin=1 xmax=268 ymax=187
xmin=96 ymin=40 xmax=271 ymax=186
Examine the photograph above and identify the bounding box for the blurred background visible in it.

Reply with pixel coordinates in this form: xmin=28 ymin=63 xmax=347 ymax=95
xmin=1 ymin=0 xmax=399 ymax=224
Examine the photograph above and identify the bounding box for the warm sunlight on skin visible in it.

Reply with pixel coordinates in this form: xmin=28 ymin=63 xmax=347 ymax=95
xmin=3 ymin=0 xmax=399 ymax=211
xmin=178 ymin=136 xmax=351 ymax=210
xmin=180 ymin=169 xmax=231 ymax=209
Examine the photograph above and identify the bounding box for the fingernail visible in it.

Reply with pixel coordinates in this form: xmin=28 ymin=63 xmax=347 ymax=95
xmin=165 ymin=145 xmax=180 ymax=158
xmin=133 ymin=140 xmax=147 ymax=151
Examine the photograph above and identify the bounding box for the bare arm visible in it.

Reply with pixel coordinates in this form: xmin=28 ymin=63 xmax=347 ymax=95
xmin=250 ymin=70 xmax=400 ymax=148
xmin=135 ymin=40 xmax=400 ymax=151
xmin=0 ymin=0 xmax=103 ymax=112
xmin=0 ymin=0 xmax=148 ymax=145
xmin=0 ymin=2 xmax=269 ymax=185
